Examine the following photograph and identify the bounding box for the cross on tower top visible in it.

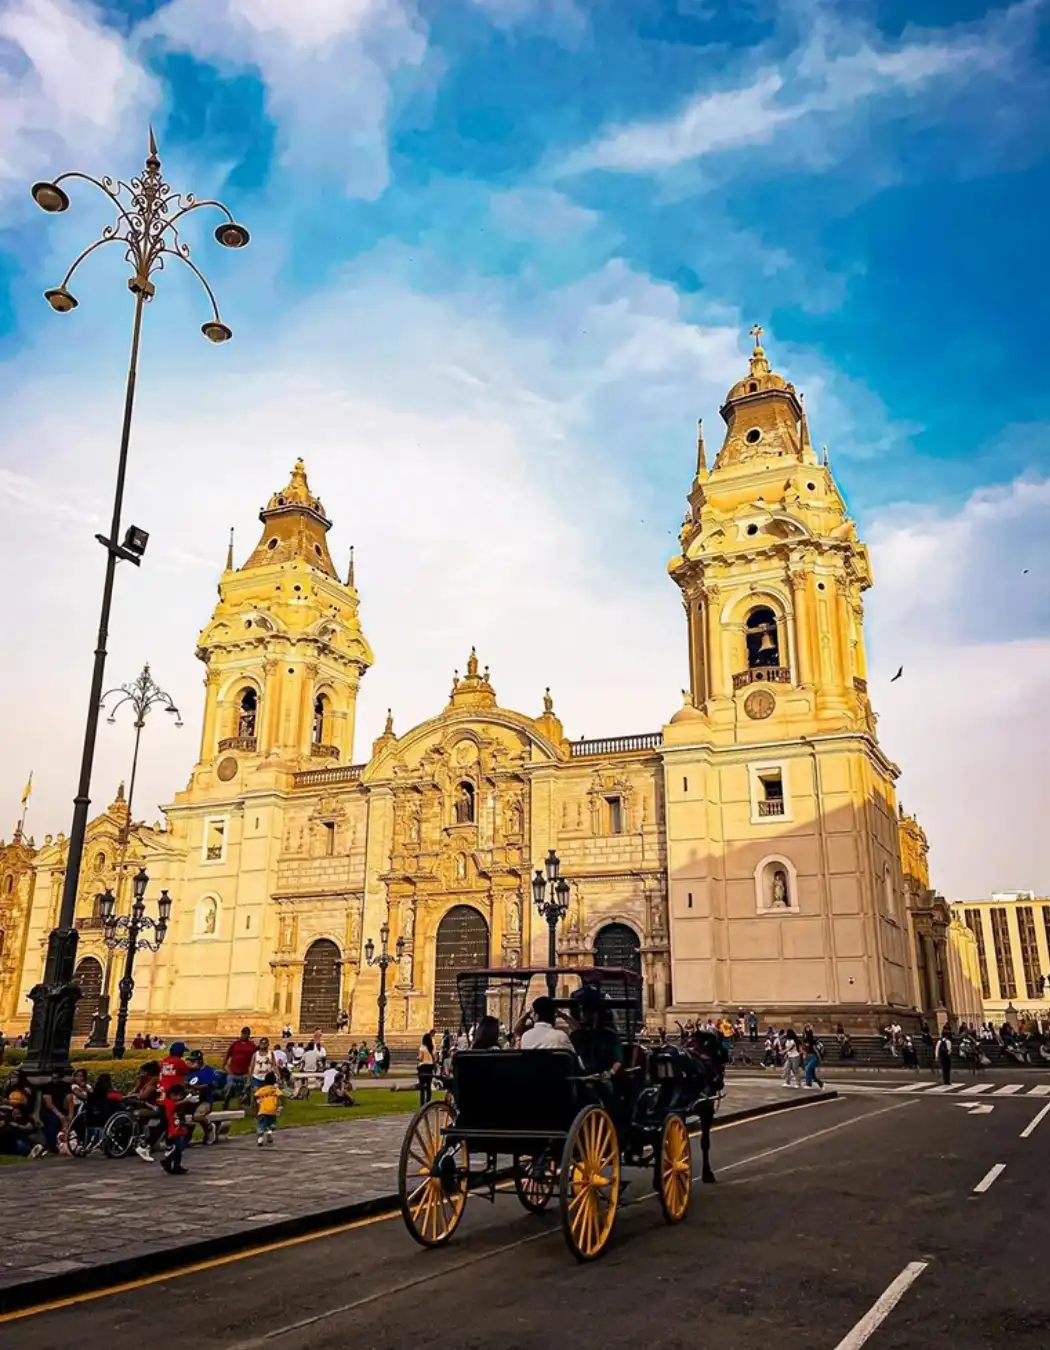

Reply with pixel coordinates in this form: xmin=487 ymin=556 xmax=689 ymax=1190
xmin=750 ymin=323 xmax=764 ymax=349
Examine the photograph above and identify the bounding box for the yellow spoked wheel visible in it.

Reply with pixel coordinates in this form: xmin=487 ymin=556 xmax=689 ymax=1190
xmin=398 ymin=1100 xmax=468 ymax=1248
xmin=657 ymin=1114 xmax=692 ymax=1225
xmin=513 ymin=1150 xmax=558 ymax=1214
xmin=559 ymin=1106 xmax=621 ymax=1261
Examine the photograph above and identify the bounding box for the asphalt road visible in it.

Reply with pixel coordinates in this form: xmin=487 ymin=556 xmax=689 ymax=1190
xmin=9 ymin=1089 xmax=1050 ymax=1350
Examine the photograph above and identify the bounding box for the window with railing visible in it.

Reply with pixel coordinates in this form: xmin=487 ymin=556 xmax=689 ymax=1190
xmin=203 ymin=816 xmax=227 ymax=864
xmin=989 ymin=906 xmax=1017 ymax=1000
xmin=1017 ymin=906 xmax=1042 ymax=999
xmin=964 ymin=908 xmax=991 ymax=999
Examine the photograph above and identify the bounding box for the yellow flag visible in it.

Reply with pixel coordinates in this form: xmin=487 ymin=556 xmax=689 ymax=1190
xmin=20 ymin=772 xmax=32 ymax=806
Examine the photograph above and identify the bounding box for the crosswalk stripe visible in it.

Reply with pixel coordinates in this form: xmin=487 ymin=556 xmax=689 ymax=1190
xmin=960 ymin=1083 xmax=995 ymax=1095
xmin=993 ymin=1084 xmax=1024 ymax=1096
xmin=927 ymin=1084 xmax=962 ymax=1094
xmin=1028 ymin=1084 xmax=1050 ymax=1097
xmin=894 ymin=1083 xmax=933 ymax=1092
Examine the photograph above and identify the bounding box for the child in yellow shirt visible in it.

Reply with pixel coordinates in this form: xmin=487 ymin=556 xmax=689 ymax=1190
xmin=254 ymin=1072 xmax=281 ymax=1147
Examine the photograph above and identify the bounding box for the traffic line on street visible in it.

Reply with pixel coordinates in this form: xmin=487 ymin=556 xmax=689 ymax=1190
xmin=926 ymin=1084 xmax=961 ymax=1094
xmin=960 ymin=1083 xmax=995 ymax=1095
xmin=973 ymin=1163 xmax=1006 ymax=1194
xmin=993 ymin=1084 xmax=1024 ymax=1096
xmin=893 ymin=1083 xmax=932 ymax=1092
xmin=953 ymin=1103 xmax=994 ymax=1115
xmin=1028 ymin=1084 xmax=1050 ymax=1096
xmin=1020 ymin=1102 xmax=1050 ymax=1139
xmin=830 ymin=1261 xmax=928 ymax=1350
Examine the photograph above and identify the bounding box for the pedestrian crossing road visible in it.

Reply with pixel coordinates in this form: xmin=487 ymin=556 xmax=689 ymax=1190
xmin=892 ymin=1081 xmax=1050 ymax=1097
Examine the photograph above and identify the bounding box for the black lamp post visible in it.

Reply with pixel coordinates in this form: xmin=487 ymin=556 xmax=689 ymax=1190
xmin=99 ymin=868 xmax=172 ymax=1059
xmin=88 ymin=664 xmax=181 ymax=1048
xmin=364 ymin=922 xmax=404 ymax=1045
xmin=532 ymin=849 xmax=570 ymax=996
xmin=22 ymin=132 xmax=247 ymax=1081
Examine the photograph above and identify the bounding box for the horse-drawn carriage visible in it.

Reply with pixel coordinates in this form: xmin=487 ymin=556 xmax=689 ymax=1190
xmin=397 ymin=965 xmax=725 ymax=1261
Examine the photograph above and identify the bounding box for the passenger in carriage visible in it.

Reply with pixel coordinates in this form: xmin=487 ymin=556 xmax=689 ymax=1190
xmin=568 ymin=987 xmax=624 ymax=1080
xmin=471 ymin=1016 xmax=502 ymax=1049
xmin=513 ymin=997 xmax=576 ymax=1052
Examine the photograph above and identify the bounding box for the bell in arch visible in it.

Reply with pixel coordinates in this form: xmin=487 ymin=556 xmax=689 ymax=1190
xmin=757 ymin=628 xmax=776 ymax=656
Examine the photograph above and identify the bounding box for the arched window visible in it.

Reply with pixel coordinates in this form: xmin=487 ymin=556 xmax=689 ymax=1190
xmin=238 ymin=688 xmax=258 ymax=739
xmin=93 ymin=851 xmax=106 ymax=873
xmin=3 ymin=874 xmax=13 ymax=894
xmin=312 ymin=693 xmax=328 ymax=746
xmin=745 ymin=606 xmax=780 ymax=669
xmin=454 ymin=781 xmax=475 ymax=825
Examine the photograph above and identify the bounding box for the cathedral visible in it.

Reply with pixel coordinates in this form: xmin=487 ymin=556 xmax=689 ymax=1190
xmin=0 ymin=335 xmax=958 ymax=1040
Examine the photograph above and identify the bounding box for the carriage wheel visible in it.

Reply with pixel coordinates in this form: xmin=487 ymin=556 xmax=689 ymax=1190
xmin=559 ymin=1105 xmax=620 ymax=1261
xmin=398 ymin=1100 xmax=468 ymax=1248
xmin=513 ymin=1150 xmax=558 ymax=1213
xmin=656 ymin=1115 xmax=691 ymax=1224
xmin=101 ymin=1111 xmax=136 ymax=1159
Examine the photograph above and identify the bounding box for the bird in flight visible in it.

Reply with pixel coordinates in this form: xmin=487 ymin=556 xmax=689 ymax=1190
xmin=890 ymin=666 xmax=903 ymax=682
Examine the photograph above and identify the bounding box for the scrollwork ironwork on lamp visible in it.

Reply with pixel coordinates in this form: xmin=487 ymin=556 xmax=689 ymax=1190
xmin=98 ymin=868 xmax=172 ymax=1059
xmin=364 ymin=922 xmax=405 ymax=1046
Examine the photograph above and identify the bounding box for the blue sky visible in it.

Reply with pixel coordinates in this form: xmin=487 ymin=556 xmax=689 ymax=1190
xmin=0 ymin=0 xmax=1047 ymax=896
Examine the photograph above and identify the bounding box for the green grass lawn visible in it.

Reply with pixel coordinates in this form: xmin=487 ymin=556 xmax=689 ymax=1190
xmin=221 ymin=1087 xmax=435 ymax=1137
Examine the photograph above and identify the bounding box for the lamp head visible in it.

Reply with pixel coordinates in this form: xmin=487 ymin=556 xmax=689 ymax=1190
xmin=132 ymin=867 xmax=149 ymax=903
xmin=364 ymin=936 xmax=375 ymax=964
xmin=214 ymin=221 xmax=250 ymax=250
xmin=555 ymin=877 xmax=570 ymax=914
xmin=544 ymin=849 xmax=560 ymax=883
xmin=201 ymin=320 xmax=233 ymax=344
xmin=98 ymin=889 xmax=116 ymax=922
xmin=157 ymin=889 xmax=173 ymax=925
xmin=123 ymin=524 xmax=149 ymax=558
xmin=44 ymin=286 xmax=77 ymax=314
xmin=379 ymin=921 xmax=390 ymax=947
xmin=531 ymin=869 xmax=546 ymax=909
xmin=31 ymin=181 xmax=70 ymax=213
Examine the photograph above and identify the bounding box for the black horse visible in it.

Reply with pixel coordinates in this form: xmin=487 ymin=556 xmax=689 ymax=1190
xmin=646 ymin=1027 xmax=727 ymax=1183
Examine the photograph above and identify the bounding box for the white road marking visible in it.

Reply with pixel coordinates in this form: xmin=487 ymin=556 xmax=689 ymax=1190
xmin=953 ymin=1103 xmax=994 ymax=1115
xmin=1027 ymin=1084 xmax=1050 ymax=1096
xmin=993 ymin=1084 xmax=1024 ymax=1096
xmin=926 ymin=1084 xmax=961 ymax=1094
xmin=894 ymin=1083 xmax=933 ymax=1092
xmin=1020 ymin=1102 xmax=1050 ymax=1139
xmin=959 ymin=1083 xmax=995 ymax=1095
xmin=708 ymin=1100 xmax=914 ymax=1181
xmin=973 ymin=1163 xmax=1006 ymax=1193
xmin=830 ymin=1261 xmax=928 ymax=1350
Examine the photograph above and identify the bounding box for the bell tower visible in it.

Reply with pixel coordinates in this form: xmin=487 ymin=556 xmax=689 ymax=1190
xmin=662 ymin=330 xmax=914 ymax=1027
xmin=668 ymin=326 xmax=875 ymax=742
xmin=191 ymin=460 xmax=374 ymax=790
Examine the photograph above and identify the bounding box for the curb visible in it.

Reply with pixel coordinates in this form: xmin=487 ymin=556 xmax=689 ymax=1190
xmin=0 ymin=1089 xmax=838 ymax=1317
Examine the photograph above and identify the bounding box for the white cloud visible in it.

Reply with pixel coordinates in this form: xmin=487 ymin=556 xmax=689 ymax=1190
xmin=867 ymin=475 xmax=1050 ymax=898
xmin=146 ymin=0 xmax=427 ymax=197
xmin=0 ymin=0 xmax=155 ymax=205
xmin=488 ymin=187 xmax=601 ymax=242
xmin=559 ymin=4 xmax=1028 ymax=176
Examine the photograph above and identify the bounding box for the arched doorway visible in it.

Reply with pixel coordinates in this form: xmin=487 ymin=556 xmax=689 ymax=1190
xmin=433 ymin=905 xmax=489 ymax=1032
xmin=72 ymin=956 xmax=104 ymax=1039
xmin=594 ymin=922 xmax=643 ymax=1028
xmin=299 ymin=939 xmax=342 ymax=1033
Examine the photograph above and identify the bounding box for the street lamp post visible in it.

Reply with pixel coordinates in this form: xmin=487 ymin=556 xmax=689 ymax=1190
xmin=22 ymin=132 xmax=248 ymax=1080
xmin=532 ymin=849 xmax=571 ymax=996
xmin=364 ymin=923 xmax=404 ymax=1045
xmin=98 ymin=868 xmax=172 ymax=1059
xmin=87 ymin=665 xmax=181 ymax=1048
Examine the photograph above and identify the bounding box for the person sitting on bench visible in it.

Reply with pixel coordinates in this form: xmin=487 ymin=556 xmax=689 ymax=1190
xmin=513 ymin=996 xmax=576 ymax=1052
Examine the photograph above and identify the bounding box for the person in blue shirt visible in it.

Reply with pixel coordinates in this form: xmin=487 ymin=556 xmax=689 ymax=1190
xmin=185 ymin=1050 xmax=224 ymax=1145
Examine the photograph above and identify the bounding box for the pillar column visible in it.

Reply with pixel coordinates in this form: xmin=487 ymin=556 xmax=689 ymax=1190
xmin=704 ymin=585 xmax=725 ymax=698
xmin=789 ymin=568 xmax=813 ymax=685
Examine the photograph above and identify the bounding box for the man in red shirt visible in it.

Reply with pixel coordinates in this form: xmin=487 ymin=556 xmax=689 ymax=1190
xmin=158 ymin=1042 xmax=192 ymax=1100
xmin=222 ymin=1026 xmax=256 ymax=1107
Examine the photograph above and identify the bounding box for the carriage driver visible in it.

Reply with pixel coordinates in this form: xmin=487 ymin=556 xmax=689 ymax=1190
xmin=568 ymin=985 xmax=624 ymax=1081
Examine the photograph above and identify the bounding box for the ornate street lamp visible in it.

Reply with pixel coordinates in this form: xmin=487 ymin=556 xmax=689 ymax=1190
xmin=87 ymin=665 xmax=181 ymax=1047
xmin=532 ymin=849 xmax=571 ymax=995
xmin=99 ymin=868 xmax=172 ymax=1058
xmin=23 ymin=131 xmax=248 ymax=1080
xmin=364 ymin=922 xmax=404 ymax=1045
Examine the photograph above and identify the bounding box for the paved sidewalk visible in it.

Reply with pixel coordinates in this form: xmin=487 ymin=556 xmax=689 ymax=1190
xmin=0 ymin=1078 xmax=829 ymax=1311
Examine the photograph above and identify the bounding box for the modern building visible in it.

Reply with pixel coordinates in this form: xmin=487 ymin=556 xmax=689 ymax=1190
xmin=5 ymin=336 xmax=950 ymax=1039
xmin=951 ymin=892 xmax=1050 ymax=1025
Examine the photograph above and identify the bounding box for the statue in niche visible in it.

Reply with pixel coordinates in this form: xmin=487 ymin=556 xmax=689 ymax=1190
xmin=454 ymin=781 xmax=475 ymax=824
xmin=507 ymin=801 xmax=523 ymax=837
xmin=505 ymin=892 xmax=521 ymax=936
xmin=455 ymin=853 xmax=467 ymax=881
xmin=201 ymin=897 xmax=217 ymax=934
xmin=772 ymin=869 xmax=789 ymax=908
xmin=406 ymin=800 xmax=420 ymax=843
xmin=402 ymin=899 xmax=416 ymax=945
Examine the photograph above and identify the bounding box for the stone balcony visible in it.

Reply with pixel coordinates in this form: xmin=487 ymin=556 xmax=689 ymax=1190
xmin=218 ymin=735 xmax=257 ymax=752
xmin=733 ymin=666 xmax=791 ymax=691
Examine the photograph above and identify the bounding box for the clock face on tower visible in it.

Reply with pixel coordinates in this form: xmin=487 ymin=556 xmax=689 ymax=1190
xmin=744 ymin=688 xmax=775 ymax=721
xmin=217 ymin=756 xmax=239 ymax=782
